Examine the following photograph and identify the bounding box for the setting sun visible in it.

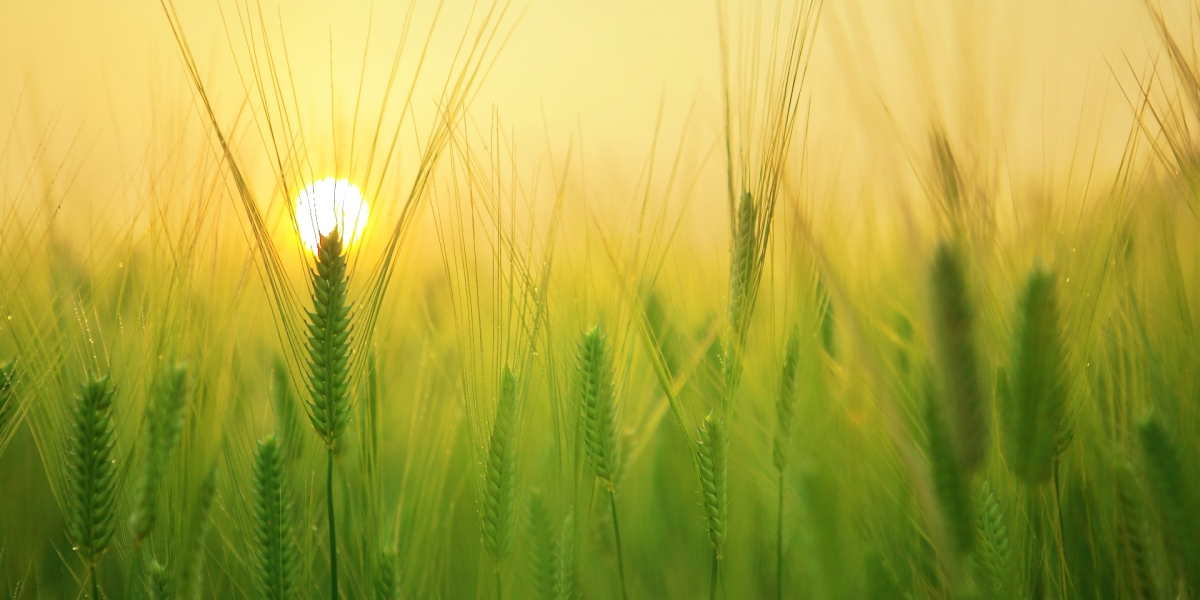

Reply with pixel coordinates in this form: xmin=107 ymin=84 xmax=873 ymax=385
xmin=294 ymin=177 xmax=369 ymax=253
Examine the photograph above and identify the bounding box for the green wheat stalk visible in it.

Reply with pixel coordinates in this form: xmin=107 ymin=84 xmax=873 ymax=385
xmin=305 ymin=229 xmax=355 ymax=600
xmin=698 ymin=410 xmax=728 ymax=600
xmin=146 ymin=559 xmax=170 ymax=600
xmin=1115 ymin=461 xmax=1158 ymax=600
xmin=130 ymin=362 xmax=189 ymax=543
xmin=0 ymin=359 xmax=17 ymax=437
xmin=729 ymin=191 xmax=757 ymax=341
xmin=483 ymin=366 xmax=519 ymax=567
xmin=529 ymin=490 xmax=558 ymax=600
xmin=923 ymin=382 xmax=973 ymax=558
xmin=66 ymin=374 xmax=117 ymax=599
xmin=576 ymin=325 xmax=628 ymax=600
xmin=376 ymin=547 xmax=399 ymax=600
xmin=1003 ymin=266 xmax=1068 ymax=484
xmin=184 ymin=467 xmax=217 ymax=600
xmin=1137 ymin=415 xmax=1200 ymax=592
xmin=973 ymin=480 xmax=1014 ymax=598
xmin=252 ymin=435 xmax=299 ymax=600
xmin=773 ymin=326 xmax=801 ymax=600
xmin=929 ymin=241 xmax=988 ymax=474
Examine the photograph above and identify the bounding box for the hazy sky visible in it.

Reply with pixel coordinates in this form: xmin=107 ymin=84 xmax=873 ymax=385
xmin=0 ymin=0 xmax=1174 ymax=213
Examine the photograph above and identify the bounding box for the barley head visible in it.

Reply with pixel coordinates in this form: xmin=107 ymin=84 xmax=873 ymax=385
xmin=773 ymin=326 xmax=801 ymax=471
xmin=66 ymin=374 xmax=118 ymax=568
xmin=376 ymin=547 xmax=400 ymax=600
xmin=698 ymin=410 xmax=728 ymax=559
xmin=577 ymin=325 xmax=621 ymax=489
xmin=131 ymin=362 xmax=189 ymax=542
xmin=482 ymin=366 xmax=519 ymax=562
xmin=0 ymin=359 xmax=16 ymax=433
xmin=147 ymin=559 xmax=170 ymax=600
xmin=729 ymin=190 xmax=757 ymax=339
xmin=529 ymin=491 xmax=558 ymax=600
xmin=1004 ymin=266 xmax=1068 ymax=484
xmin=929 ymin=242 xmax=988 ymax=474
xmin=252 ymin=435 xmax=299 ymax=600
xmin=306 ymin=229 xmax=354 ymax=450
xmin=1137 ymin=415 xmax=1200 ymax=590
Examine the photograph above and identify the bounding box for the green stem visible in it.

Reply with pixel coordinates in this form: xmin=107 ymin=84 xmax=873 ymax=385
xmin=776 ymin=470 xmax=784 ymax=600
xmin=91 ymin=563 xmax=100 ymax=600
xmin=328 ymin=448 xmax=339 ymax=600
xmin=496 ymin=566 xmax=504 ymax=600
xmin=609 ymin=489 xmax=630 ymax=600
xmin=709 ymin=550 xmax=719 ymax=600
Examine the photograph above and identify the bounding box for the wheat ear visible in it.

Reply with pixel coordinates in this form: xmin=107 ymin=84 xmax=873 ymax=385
xmin=698 ymin=410 xmax=728 ymax=600
xmin=130 ymin=362 xmax=189 ymax=542
xmin=576 ymin=325 xmax=628 ymax=599
xmin=66 ymin=374 xmax=117 ymax=599
xmin=1137 ymin=416 xmax=1200 ymax=590
xmin=483 ymin=366 xmax=519 ymax=564
xmin=929 ymin=242 xmax=987 ymax=473
xmin=252 ymin=435 xmax=299 ymax=600
xmin=0 ymin=359 xmax=16 ymax=435
xmin=1004 ymin=267 xmax=1068 ymax=484
xmin=305 ymin=229 xmax=355 ymax=600
xmin=529 ymin=490 xmax=558 ymax=600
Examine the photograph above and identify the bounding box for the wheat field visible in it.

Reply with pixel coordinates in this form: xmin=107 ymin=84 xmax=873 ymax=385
xmin=2 ymin=0 xmax=1200 ymax=598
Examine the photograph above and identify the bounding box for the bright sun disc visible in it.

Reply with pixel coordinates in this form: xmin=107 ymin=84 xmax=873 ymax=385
xmin=294 ymin=178 xmax=370 ymax=253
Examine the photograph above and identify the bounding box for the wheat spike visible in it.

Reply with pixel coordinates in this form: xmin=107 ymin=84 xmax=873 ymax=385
xmin=0 ymin=359 xmax=17 ymax=434
xmin=1115 ymin=461 xmax=1158 ymax=600
xmin=306 ymin=229 xmax=354 ymax=450
xmin=146 ymin=559 xmax=170 ymax=600
xmin=1004 ymin=266 xmax=1068 ymax=483
xmin=66 ymin=375 xmax=118 ymax=572
xmin=929 ymin=242 xmax=988 ymax=474
xmin=577 ymin=325 xmax=621 ymax=488
xmin=1137 ymin=415 xmax=1200 ymax=591
xmin=483 ymin=366 xmax=519 ymax=562
xmin=923 ymin=381 xmax=973 ymax=555
xmin=729 ymin=191 xmax=758 ymax=339
xmin=529 ymin=491 xmax=558 ymax=600
xmin=376 ymin=547 xmax=400 ymax=600
xmin=698 ymin=410 xmax=729 ymax=560
xmin=130 ymin=362 xmax=189 ymax=542
xmin=252 ymin=435 xmax=299 ymax=600
xmin=773 ymin=326 xmax=802 ymax=472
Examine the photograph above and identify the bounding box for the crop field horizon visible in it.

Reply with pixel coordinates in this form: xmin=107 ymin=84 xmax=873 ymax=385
xmin=3 ymin=1 xmax=1200 ymax=599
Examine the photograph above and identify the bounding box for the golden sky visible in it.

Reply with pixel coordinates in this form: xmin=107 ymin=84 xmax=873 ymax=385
xmin=0 ymin=0 xmax=1177 ymax=214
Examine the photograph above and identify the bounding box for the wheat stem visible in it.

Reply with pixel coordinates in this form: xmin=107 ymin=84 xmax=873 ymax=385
xmin=609 ymin=488 xmax=630 ymax=600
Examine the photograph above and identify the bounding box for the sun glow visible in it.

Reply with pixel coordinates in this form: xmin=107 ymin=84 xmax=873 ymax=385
xmin=294 ymin=178 xmax=370 ymax=254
